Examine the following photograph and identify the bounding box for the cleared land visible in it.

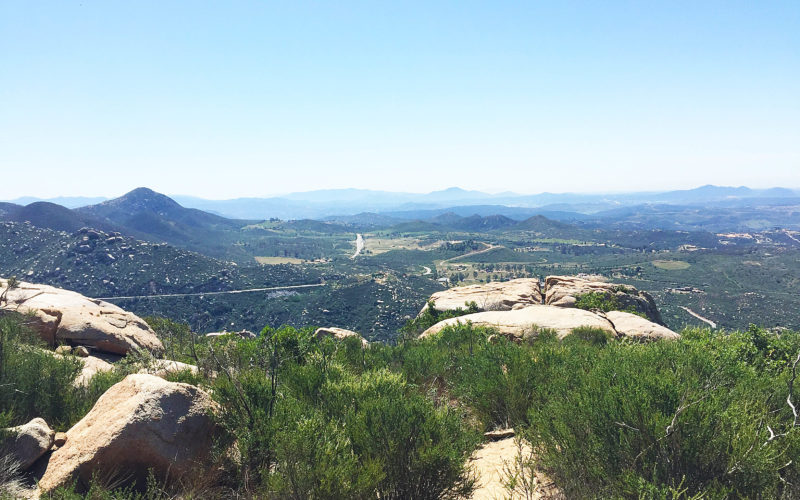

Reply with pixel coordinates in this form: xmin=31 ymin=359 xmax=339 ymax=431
xmin=255 ymin=256 xmax=306 ymax=265
xmin=652 ymin=260 xmax=691 ymax=270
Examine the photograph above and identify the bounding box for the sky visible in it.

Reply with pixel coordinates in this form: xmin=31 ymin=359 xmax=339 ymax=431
xmin=1 ymin=1 xmax=799 ymax=199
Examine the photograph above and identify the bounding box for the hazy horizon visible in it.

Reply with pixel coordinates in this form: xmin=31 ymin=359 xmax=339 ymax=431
xmin=2 ymin=1 xmax=798 ymax=199
xmin=4 ymin=183 xmax=800 ymax=205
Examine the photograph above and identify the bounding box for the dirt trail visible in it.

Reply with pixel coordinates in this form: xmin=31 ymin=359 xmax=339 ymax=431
xmin=441 ymin=243 xmax=499 ymax=264
xmin=469 ymin=436 xmax=562 ymax=499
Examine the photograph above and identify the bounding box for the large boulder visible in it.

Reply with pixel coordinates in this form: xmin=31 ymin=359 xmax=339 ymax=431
xmin=37 ymin=374 xmax=218 ymax=492
xmin=1 ymin=418 xmax=55 ymax=470
xmin=420 ymin=278 xmax=542 ymax=315
xmin=420 ymin=305 xmax=617 ymax=340
xmin=314 ymin=327 xmax=368 ymax=347
xmin=0 ymin=278 xmax=163 ymax=356
xmin=604 ymin=311 xmax=680 ymax=340
xmin=421 ymin=305 xmax=679 ymax=342
xmin=544 ymin=275 xmax=663 ymax=324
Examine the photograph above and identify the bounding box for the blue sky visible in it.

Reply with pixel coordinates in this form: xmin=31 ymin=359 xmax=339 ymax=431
xmin=1 ymin=1 xmax=798 ymax=199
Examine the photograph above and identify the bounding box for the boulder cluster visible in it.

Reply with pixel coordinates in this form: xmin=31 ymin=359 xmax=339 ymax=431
xmin=0 ymin=278 xmax=212 ymax=497
xmin=420 ymin=275 xmax=678 ymax=341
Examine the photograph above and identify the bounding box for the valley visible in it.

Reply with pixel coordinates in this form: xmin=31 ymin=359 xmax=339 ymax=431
xmin=2 ymin=187 xmax=799 ymax=340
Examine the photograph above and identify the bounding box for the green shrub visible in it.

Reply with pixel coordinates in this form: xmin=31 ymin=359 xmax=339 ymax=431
xmin=523 ymin=328 xmax=800 ymax=498
xmin=566 ymin=326 xmax=615 ymax=346
xmin=208 ymin=325 xmax=478 ymax=498
xmin=574 ymin=291 xmax=623 ymax=312
xmin=400 ymin=300 xmax=479 ymax=337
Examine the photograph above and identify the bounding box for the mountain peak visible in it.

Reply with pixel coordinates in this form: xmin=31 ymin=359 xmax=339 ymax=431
xmin=107 ymin=188 xmax=182 ymax=213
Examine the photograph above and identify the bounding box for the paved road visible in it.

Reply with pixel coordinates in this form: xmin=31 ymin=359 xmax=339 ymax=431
xmin=680 ymin=306 xmax=717 ymax=328
xmin=93 ymin=283 xmax=326 ymax=301
xmin=352 ymin=234 xmax=364 ymax=258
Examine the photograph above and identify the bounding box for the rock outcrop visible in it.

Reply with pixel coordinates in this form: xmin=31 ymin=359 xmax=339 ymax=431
xmin=421 ymin=305 xmax=617 ymax=339
xmin=419 ymin=275 xmax=677 ymax=341
xmin=314 ymin=327 xmax=368 ymax=347
xmin=0 ymin=278 xmax=164 ymax=356
xmin=37 ymin=374 xmax=218 ymax=492
xmin=420 ymin=278 xmax=542 ymax=315
xmin=73 ymin=355 xmax=116 ymax=386
xmin=604 ymin=311 xmax=680 ymax=340
xmin=139 ymin=359 xmax=200 ymax=378
xmin=1 ymin=418 xmax=55 ymax=470
xmin=544 ymin=275 xmax=663 ymax=324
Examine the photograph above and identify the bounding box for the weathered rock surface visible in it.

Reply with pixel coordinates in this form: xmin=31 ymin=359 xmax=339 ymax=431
xmin=139 ymin=359 xmax=200 ymax=378
xmin=544 ymin=275 xmax=663 ymax=324
xmin=38 ymin=374 xmax=218 ymax=492
xmin=420 ymin=278 xmax=542 ymax=315
xmin=314 ymin=327 xmax=368 ymax=347
xmin=604 ymin=311 xmax=680 ymax=340
xmin=1 ymin=418 xmax=55 ymax=470
xmin=421 ymin=305 xmax=617 ymax=339
xmin=0 ymin=278 xmax=164 ymax=356
xmin=53 ymin=432 xmax=68 ymax=448
xmin=54 ymin=345 xmax=72 ymax=355
xmin=73 ymin=355 xmax=116 ymax=387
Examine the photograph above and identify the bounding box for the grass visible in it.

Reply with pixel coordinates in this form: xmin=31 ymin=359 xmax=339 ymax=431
xmin=652 ymin=259 xmax=691 ymax=270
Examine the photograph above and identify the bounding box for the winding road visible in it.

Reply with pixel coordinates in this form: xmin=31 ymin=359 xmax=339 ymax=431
xmin=93 ymin=283 xmax=326 ymax=301
xmin=680 ymin=306 xmax=717 ymax=328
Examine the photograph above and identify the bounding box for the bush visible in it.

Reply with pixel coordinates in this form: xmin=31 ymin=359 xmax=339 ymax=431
xmin=574 ymin=291 xmax=623 ymax=312
xmin=523 ymin=328 xmax=800 ymax=498
xmin=400 ymin=300 xmax=479 ymax=337
xmin=208 ymin=325 xmax=479 ymax=498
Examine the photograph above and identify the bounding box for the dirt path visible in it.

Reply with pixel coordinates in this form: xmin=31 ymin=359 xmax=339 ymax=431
xmin=441 ymin=243 xmax=499 ymax=264
xmin=93 ymin=283 xmax=326 ymax=301
xmin=679 ymin=306 xmax=717 ymax=328
xmin=469 ymin=436 xmax=562 ymax=499
xmin=422 ymin=266 xmax=432 ymax=275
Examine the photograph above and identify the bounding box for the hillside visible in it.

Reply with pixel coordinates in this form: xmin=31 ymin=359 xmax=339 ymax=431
xmin=71 ymin=188 xmax=286 ymax=261
xmin=0 ymin=201 xmax=118 ymax=233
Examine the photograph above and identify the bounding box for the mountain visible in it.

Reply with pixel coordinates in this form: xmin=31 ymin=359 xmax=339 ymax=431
xmin=430 ymin=213 xmax=518 ymax=231
xmin=384 ymin=205 xmax=589 ymax=222
xmin=514 ymin=215 xmax=574 ymax=232
xmin=323 ymin=212 xmax=408 ymax=227
xmin=0 ymin=201 xmax=119 ymax=233
xmin=163 ymin=185 xmax=799 ymax=221
xmin=3 ymin=196 xmax=108 ymax=208
xmin=77 ymin=188 xmax=256 ymax=260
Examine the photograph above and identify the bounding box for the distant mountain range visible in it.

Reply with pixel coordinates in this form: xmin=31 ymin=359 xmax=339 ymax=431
xmin=2 ymin=186 xmax=800 ymax=242
xmin=6 ymin=185 xmax=797 ymax=221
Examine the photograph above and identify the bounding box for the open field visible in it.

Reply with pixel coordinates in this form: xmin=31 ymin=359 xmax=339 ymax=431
xmin=255 ymin=256 xmax=306 ymax=265
xmin=362 ymin=235 xmax=445 ymax=254
xmin=652 ymin=259 xmax=691 ymax=270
